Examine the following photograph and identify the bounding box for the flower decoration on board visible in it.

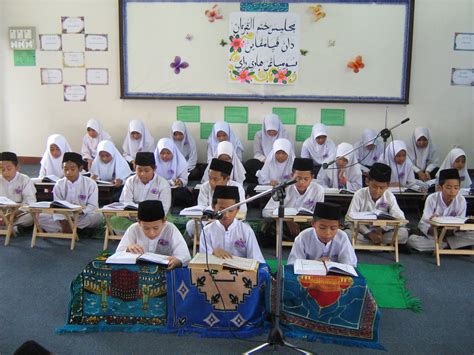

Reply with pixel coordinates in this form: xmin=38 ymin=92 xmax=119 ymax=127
xmin=205 ymin=4 xmax=223 ymax=23
xmin=170 ymin=56 xmax=189 ymax=74
xmin=229 ymin=35 xmax=244 ymax=53
xmin=300 ymin=49 xmax=309 ymax=56
xmin=328 ymin=40 xmax=336 ymax=47
xmin=272 ymin=69 xmax=291 ymax=84
xmin=309 ymin=5 xmax=326 ymax=22
xmin=347 ymin=55 xmax=365 ymax=73
xmin=233 ymin=69 xmax=254 ymax=84
xmin=185 ymin=33 xmax=194 ymax=41
xmin=219 ymin=39 xmax=228 ymax=47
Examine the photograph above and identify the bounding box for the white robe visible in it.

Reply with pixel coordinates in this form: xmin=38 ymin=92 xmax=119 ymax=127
xmin=262 ymin=181 xmax=325 ymax=218
xmin=122 ymin=119 xmax=155 ymax=162
xmin=379 ymin=140 xmax=416 ymax=187
xmin=39 ymin=134 xmax=72 ymax=178
xmin=81 ymin=119 xmax=112 ymax=161
xmin=407 ymin=127 xmax=439 ymax=173
xmin=202 ymin=141 xmax=246 ymax=184
xmin=354 ymin=128 xmax=384 ymax=172
xmin=301 ymin=123 xmax=336 ymax=166
xmin=154 ymin=138 xmax=188 ymax=186
xmin=288 ymin=228 xmax=357 ymax=267
xmin=253 ymin=114 xmax=289 ymax=161
xmin=316 ymin=143 xmax=362 ymax=192
xmin=116 ymin=221 xmax=191 ymax=266
xmin=257 ymin=138 xmax=295 ymax=185
xmin=119 ymin=173 xmax=171 ymax=214
xmin=171 ymin=121 xmax=197 ymax=171
xmin=0 ymin=172 xmax=36 ymax=227
xmin=90 ymin=140 xmax=132 ymax=182
xmin=199 ymin=219 xmax=265 ymax=263
xmin=207 ymin=122 xmax=244 ymax=162
xmin=436 ymin=148 xmax=472 ymax=188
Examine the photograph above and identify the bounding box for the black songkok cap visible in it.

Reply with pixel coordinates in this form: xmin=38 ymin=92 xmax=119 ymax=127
xmin=62 ymin=152 xmax=84 ymax=167
xmin=209 ymin=158 xmax=233 ymax=176
xmin=438 ymin=168 xmax=460 ymax=183
xmin=213 ymin=185 xmax=240 ymax=202
xmin=135 ymin=152 xmax=155 ymax=166
xmin=292 ymin=158 xmax=314 ymax=172
xmin=0 ymin=151 xmax=18 ymax=164
xmin=138 ymin=200 xmax=165 ymax=221
xmin=313 ymin=202 xmax=341 ymax=220
xmin=369 ymin=163 xmax=392 ymax=183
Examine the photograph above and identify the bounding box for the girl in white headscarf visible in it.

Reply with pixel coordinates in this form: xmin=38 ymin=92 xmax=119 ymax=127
xmin=257 ymin=138 xmax=295 ymax=186
xmin=154 ymin=138 xmax=189 ymax=187
xmin=253 ymin=114 xmax=289 ymax=162
xmin=81 ymin=119 xmax=112 ymax=169
xmin=90 ymin=140 xmax=132 ymax=187
xmin=202 ymin=141 xmax=246 ymax=184
xmin=354 ymin=128 xmax=384 ymax=174
xmin=436 ymin=148 xmax=472 ymax=188
xmin=317 ymin=143 xmax=362 ymax=192
xmin=379 ymin=140 xmax=416 ymax=187
xmin=171 ymin=121 xmax=197 ymax=172
xmin=122 ymin=119 xmax=155 ymax=165
xmin=301 ymin=123 xmax=336 ymax=173
xmin=38 ymin=134 xmax=72 ymax=178
xmin=207 ymin=122 xmax=244 ymax=162
xmin=407 ymin=127 xmax=439 ymax=181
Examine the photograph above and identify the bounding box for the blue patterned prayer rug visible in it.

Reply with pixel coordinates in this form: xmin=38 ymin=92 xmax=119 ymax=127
xmin=268 ymin=265 xmax=383 ymax=349
xmin=167 ymin=265 xmax=270 ymax=338
xmin=57 ymin=254 xmax=170 ymax=333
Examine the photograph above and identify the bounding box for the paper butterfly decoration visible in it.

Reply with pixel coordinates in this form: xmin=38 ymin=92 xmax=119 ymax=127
xmin=300 ymin=49 xmax=309 ymax=56
xmin=205 ymin=4 xmax=223 ymax=22
xmin=347 ymin=55 xmax=365 ymax=73
xmin=170 ymin=56 xmax=189 ymax=74
xmin=309 ymin=5 xmax=326 ymax=22
xmin=219 ymin=39 xmax=228 ymax=47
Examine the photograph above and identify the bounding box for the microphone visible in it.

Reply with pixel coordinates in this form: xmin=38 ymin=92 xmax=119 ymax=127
xmin=276 ymin=178 xmax=297 ymax=189
xmin=380 ymin=117 xmax=410 ymax=140
xmin=202 ymin=209 xmax=222 ymax=220
xmin=322 ymin=160 xmax=335 ymax=170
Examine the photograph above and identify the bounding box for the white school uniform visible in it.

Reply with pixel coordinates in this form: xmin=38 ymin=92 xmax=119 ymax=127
xmin=354 ymin=128 xmax=384 ymax=173
xmin=39 ymin=134 xmax=72 ymax=178
xmin=90 ymin=140 xmax=132 ymax=183
xmin=406 ymin=127 xmax=439 ymax=174
xmin=154 ymin=138 xmax=189 ymax=187
xmin=116 ymin=221 xmax=191 ymax=266
xmin=81 ymin=119 xmax=112 ymax=161
xmin=345 ymin=187 xmax=408 ymax=244
xmin=0 ymin=172 xmax=36 ymax=227
xmin=301 ymin=123 xmax=336 ymax=166
xmin=122 ymin=119 xmax=155 ymax=163
xmin=436 ymin=148 xmax=472 ymax=188
xmin=316 ymin=143 xmax=362 ymax=192
xmin=253 ymin=114 xmax=289 ymax=162
xmin=171 ymin=121 xmax=197 ymax=171
xmin=407 ymin=192 xmax=474 ymax=251
xmin=120 ymin=173 xmax=172 ymax=215
xmin=287 ymin=228 xmax=357 ymax=267
xmin=257 ymin=138 xmax=295 ymax=185
xmin=39 ymin=175 xmax=102 ymax=232
xmin=202 ymin=141 xmax=246 ymax=184
xmin=207 ymin=122 xmax=244 ymax=162
xmin=262 ymin=181 xmax=325 ymax=218
xmin=379 ymin=140 xmax=416 ymax=187
xmin=199 ymin=219 xmax=265 ymax=263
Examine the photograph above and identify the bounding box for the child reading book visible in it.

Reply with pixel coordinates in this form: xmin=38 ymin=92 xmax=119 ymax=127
xmin=116 ymin=200 xmax=190 ymax=269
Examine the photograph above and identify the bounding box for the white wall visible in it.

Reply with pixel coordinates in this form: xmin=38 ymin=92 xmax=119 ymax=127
xmin=2 ymin=0 xmax=473 ymax=166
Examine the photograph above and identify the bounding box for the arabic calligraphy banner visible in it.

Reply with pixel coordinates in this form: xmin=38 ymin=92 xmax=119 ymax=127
xmin=229 ymin=12 xmax=300 ymax=85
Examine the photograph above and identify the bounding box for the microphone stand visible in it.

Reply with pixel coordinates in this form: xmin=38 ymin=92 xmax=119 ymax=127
xmin=201 ymin=180 xmax=312 ymax=355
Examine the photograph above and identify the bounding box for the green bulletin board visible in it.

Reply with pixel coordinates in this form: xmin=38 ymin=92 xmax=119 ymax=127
xmin=200 ymin=122 xmax=214 ymax=140
xmin=224 ymin=106 xmax=248 ymax=123
xmin=321 ymin=109 xmax=345 ymax=126
xmin=272 ymin=107 xmax=297 ymax=125
xmin=247 ymin=124 xmax=262 ymax=141
xmin=177 ymin=106 xmax=200 ymax=122
xmin=296 ymin=125 xmax=313 ymax=142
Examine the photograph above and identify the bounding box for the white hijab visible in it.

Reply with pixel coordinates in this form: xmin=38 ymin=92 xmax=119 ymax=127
xmin=258 ymin=138 xmax=295 ymax=184
xmin=122 ymin=119 xmax=155 ymax=159
xmin=40 ymin=134 xmax=72 ymax=178
xmin=437 ymin=148 xmax=472 ymax=188
xmin=407 ymin=127 xmax=438 ymax=171
xmin=154 ymin=138 xmax=188 ymax=181
xmin=260 ymin=114 xmax=287 ymax=157
xmin=202 ymin=141 xmax=246 ymax=183
xmin=382 ymin=140 xmax=413 ymax=185
xmin=171 ymin=121 xmax=196 ymax=161
xmin=355 ymin=128 xmax=383 ymax=166
xmin=305 ymin=123 xmax=336 ymax=164
xmin=90 ymin=140 xmax=132 ymax=181
xmin=82 ymin=119 xmax=111 ymax=159
xmin=207 ymin=122 xmax=244 ymax=161
xmin=323 ymin=143 xmax=362 ymax=190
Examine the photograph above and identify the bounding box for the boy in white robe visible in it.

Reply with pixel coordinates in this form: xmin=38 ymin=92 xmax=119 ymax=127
xmin=39 ymin=152 xmax=102 ymax=233
xmin=262 ymin=158 xmax=325 ymax=240
xmin=199 ymin=185 xmax=265 ymax=263
xmin=288 ymin=202 xmax=357 ymax=267
xmin=407 ymin=169 xmax=474 ymax=251
xmin=345 ymin=163 xmax=408 ymax=245
xmin=117 ymin=200 xmax=191 ymax=269
xmin=0 ymin=152 xmax=36 ymax=230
